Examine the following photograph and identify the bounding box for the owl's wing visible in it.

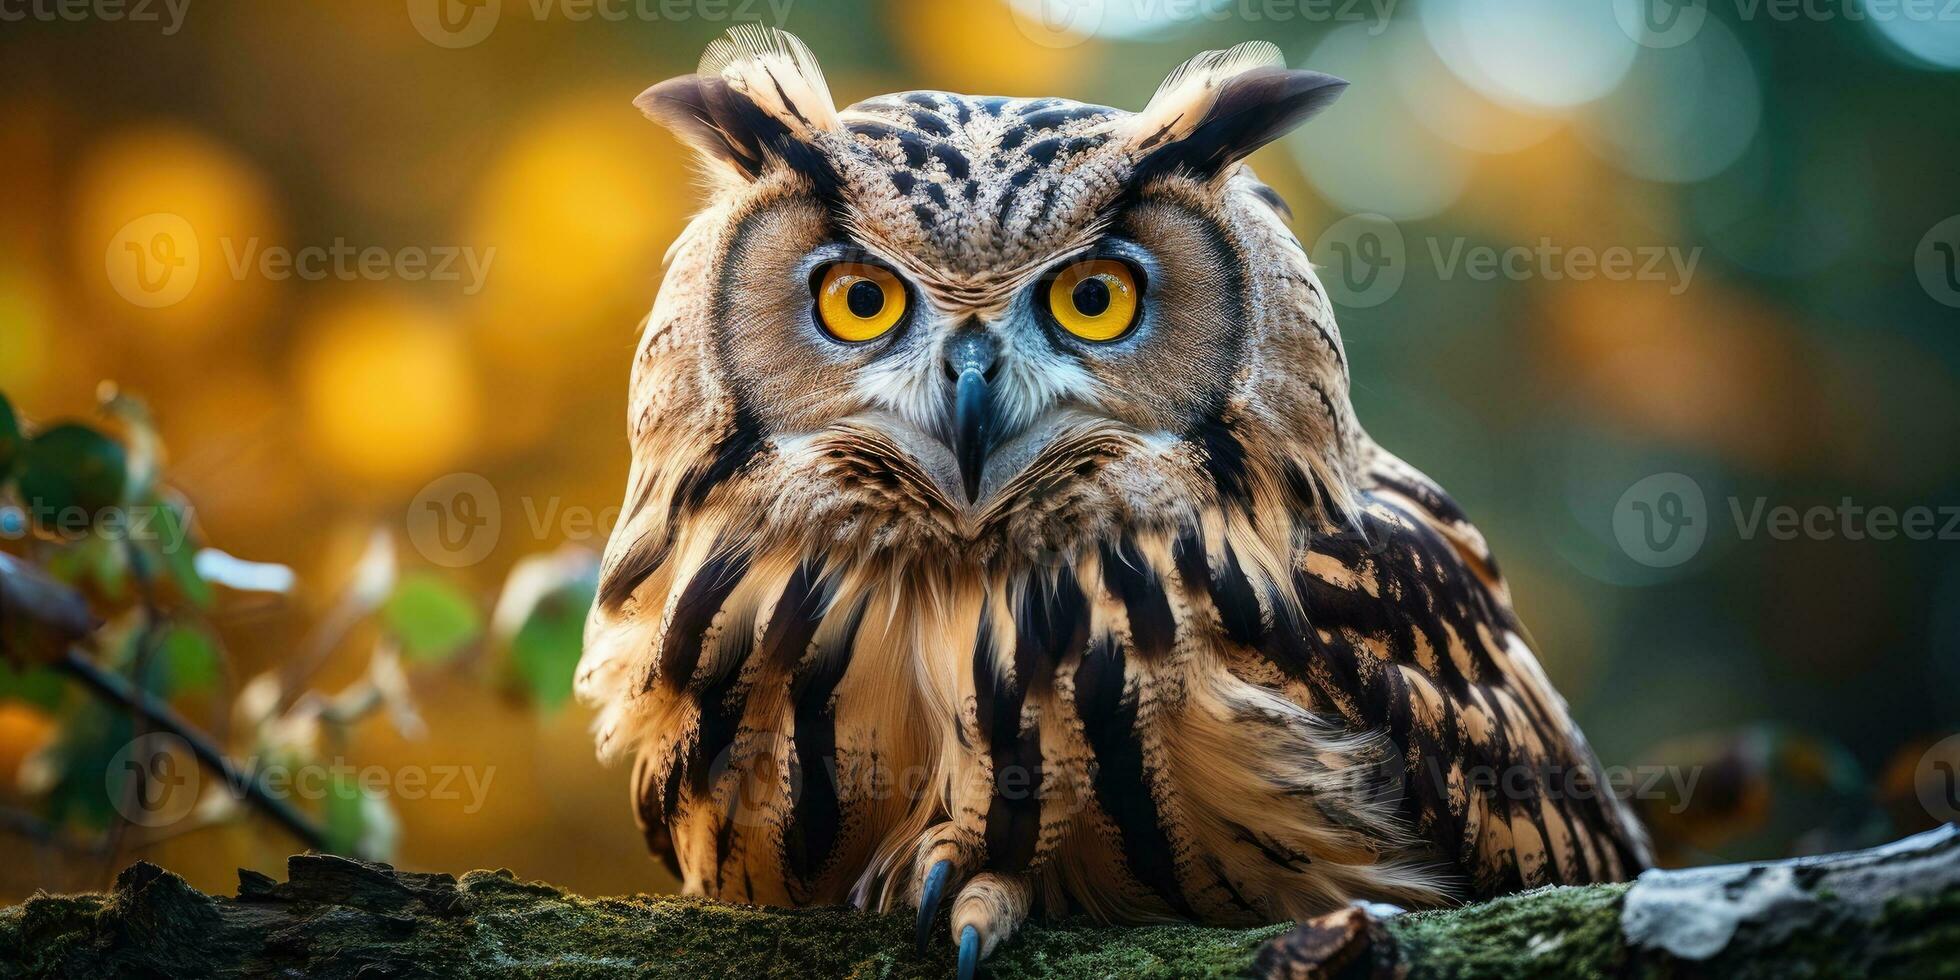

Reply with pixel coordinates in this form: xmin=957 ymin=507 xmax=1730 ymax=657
xmin=1213 ymin=442 xmax=1652 ymax=896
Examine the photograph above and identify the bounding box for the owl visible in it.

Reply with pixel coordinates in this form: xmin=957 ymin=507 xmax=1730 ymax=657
xmin=577 ymin=26 xmax=1651 ymax=978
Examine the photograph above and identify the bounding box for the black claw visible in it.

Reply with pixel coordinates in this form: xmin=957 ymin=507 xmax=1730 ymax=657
xmin=957 ymin=924 xmax=980 ymax=980
xmin=915 ymin=859 xmax=953 ymax=956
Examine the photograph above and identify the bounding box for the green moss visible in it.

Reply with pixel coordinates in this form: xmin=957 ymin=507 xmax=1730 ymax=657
xmin=449 ymin=886 xmax=1282 ymax=979
xmin=6 ymin=893 xmax=111 ymax=977
xmin=3 ymin=855 xmax=1954 ymax=979
xmin=1871 ymin=888 xmax=1960 ymax=980
xmin=1387 ymin=883 xmax=1632 ymax=980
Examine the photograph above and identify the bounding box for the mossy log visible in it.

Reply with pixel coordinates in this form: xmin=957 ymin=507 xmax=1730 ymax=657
xmin=3 ymin=827 xmax=1954 ymax=979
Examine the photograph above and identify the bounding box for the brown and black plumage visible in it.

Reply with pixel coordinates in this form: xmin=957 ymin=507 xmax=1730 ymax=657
xmin=577 ymin=26 xmax=1649 ymax=975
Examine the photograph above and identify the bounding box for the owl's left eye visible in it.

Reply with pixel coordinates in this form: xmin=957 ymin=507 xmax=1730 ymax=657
xmin=814 ymin=263 xmax=906 ymax=343
xmin=1046 ymin=259 xmax=1141 ymax=343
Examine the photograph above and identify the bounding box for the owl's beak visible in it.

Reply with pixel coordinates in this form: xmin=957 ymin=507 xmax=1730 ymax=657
xmin=943 ymin=330 xmax=999 ymax=505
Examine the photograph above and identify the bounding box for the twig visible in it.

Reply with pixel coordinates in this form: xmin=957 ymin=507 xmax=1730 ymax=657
xmin=56 ymin=648 xmax=328 ymax=852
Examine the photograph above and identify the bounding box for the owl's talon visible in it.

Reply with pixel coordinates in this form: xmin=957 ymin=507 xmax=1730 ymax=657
xmin=947 ymin=871 xmax=1030 ymax=978
xmin=956 ymin=924 xmax=981 ymax=980
xmin=915 ymin=858 xmax=954 ymax=956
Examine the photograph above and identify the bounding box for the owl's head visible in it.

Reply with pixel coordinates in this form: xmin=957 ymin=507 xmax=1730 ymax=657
xmin=611 ymin=26 xmax=1359 ymax=581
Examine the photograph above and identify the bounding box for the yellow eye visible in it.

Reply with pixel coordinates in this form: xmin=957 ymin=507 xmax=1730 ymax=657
xmin=815 ymin=263 xmax=906 ymax=342
xmin=1047 ymin=259 xmax=1140 ymax=342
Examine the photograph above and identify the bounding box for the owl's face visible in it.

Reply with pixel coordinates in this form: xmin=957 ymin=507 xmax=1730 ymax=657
xmin=625 ymin=29 xmax=1355 ymax=568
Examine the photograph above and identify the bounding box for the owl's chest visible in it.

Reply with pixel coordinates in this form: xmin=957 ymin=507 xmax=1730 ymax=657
xmin=652 ymin=564 xmax=980 ymax=905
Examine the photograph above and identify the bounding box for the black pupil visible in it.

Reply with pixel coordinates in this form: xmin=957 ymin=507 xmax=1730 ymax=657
xmin=846 ymin=279 xmax=884 ymax=319
xmin=1072 ymin=276 xmax=1111 ymax=317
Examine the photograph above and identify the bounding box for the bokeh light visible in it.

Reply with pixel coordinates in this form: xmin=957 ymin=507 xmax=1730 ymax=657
xmin=296 ymin=297 xmax=480 ymax=488
xmin=0 ymin=274 xmax=56 ymax=398
xmin=1577 ymin=14 xmax=1762 ymax=184
xmin=468 ymin=96 xmax=677 ymax=340
xmin=1387 ymin=24 xmax=1562 ymax=155
xmin=892 ymin=0 xmax=1101 ymax=95
xmin=1865 ymin=0 xmax=1960 ymax=69
xmin=1294 ymin=23 xmax=1473 ymax=220
xmin=71 ymin=126 xmax=280 ymax=344
xmin=1421 ymin=0 xmax=1639 ymax=110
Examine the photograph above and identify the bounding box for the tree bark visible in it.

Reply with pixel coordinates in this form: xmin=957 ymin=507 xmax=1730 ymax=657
xmin=3 ymin=827 xmax=1954 ymax=979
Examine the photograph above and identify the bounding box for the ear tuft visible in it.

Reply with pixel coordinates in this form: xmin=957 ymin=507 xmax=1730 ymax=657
xmin=696 ymin=24 xmax=840 ymax=137
xmin=635 ymin=26 xmax=842 ymax=184
xmin=1123 ymin=41 xmax=1346 ymax=182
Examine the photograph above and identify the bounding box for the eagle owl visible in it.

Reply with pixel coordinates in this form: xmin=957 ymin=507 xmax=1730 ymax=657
xmin=578 ymin=25 xmax=1650 ymax=976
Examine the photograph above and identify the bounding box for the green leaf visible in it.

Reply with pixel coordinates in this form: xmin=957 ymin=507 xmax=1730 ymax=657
xmin=146 ymin=495 xmax=211 ymax=609
xmin=323 ymin=771 xmax=398 ymax=862
xmin=158 ymin=625 xmax=221 ymax=697
xmin=16 ymin=423 xmax=128 ymax=529
xmin=42 ymin=532 xmax=129 ymax=602
xmin=322 ymin=771 xmax=363 ymax=857
xmin=0 ymin=391 xmax=20 ymax=483
xmin=381 ymin=574 xmax=482 ymax=664
xmin=40 ymin=700 xmax=134 ymax=830
xmin=0 ymin=659 xmax=65 ymax=710
xmin=508 ymin=574 xmax=598 ymax=711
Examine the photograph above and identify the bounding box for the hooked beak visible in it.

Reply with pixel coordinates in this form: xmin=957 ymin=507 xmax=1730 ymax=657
xmin=942 ymin=329 xmax=998 ymax=505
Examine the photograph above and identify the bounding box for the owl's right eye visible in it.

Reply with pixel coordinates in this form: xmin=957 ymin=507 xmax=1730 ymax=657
xmin=814 ymin=263 xmax=906 ymax=343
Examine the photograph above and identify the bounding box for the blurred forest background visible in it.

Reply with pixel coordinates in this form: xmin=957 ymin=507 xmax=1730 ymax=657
xmin=1 ymin=0 xmax=1957 ymax=905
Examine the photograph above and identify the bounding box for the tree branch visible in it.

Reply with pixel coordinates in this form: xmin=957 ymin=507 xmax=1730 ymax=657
xmin=3 ymin=828 xmax=1954 ymax=979
xmin=55 ymin=649 xmax=328 ymax=852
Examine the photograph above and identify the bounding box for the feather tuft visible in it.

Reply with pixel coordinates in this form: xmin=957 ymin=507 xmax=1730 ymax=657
xmin=1124 ymin=40 xmax=1287 ymax=147
xmin=696 ymin=24 xmax=840 ymax=137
